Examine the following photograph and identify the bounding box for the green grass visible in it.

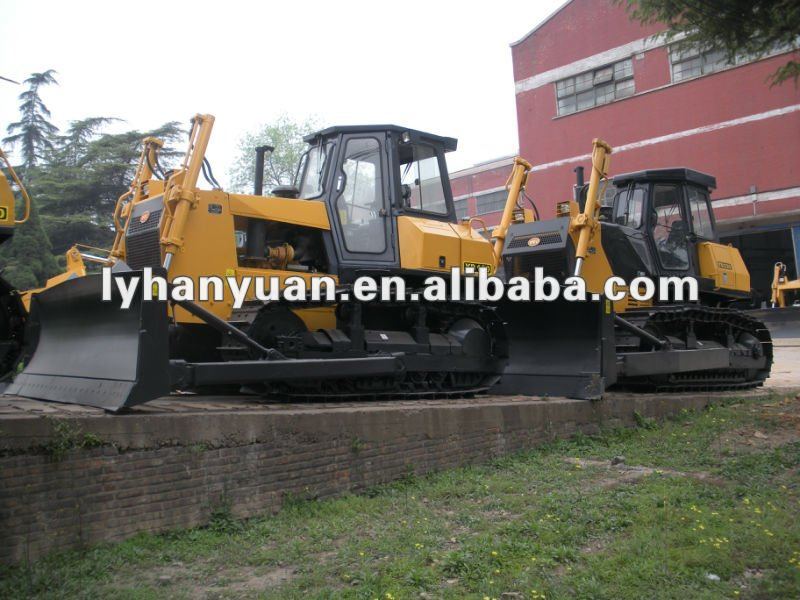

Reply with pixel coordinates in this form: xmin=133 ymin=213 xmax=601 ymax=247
xmin=2 ymin=393 xmax=800 ymax=599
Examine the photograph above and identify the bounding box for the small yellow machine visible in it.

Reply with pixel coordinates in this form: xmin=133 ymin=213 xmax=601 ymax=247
xmin=0 ymin=150 xmax=30 ymax=230
xmin=769 ymin=262 xmax=800 ymax=308
xmin=0 ymin=148 xmax=31 ymax=377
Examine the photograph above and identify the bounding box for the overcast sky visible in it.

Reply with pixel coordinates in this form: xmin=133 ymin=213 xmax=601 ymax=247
xmin=1 ymin=0 xmax=562 ymax=184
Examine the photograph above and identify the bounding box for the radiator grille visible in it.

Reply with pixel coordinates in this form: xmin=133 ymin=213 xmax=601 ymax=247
xmin=126 ymin=208 xmax=163 ymax=270
xmin=507 ymin=230 xmax=562 ymax=249
xmin=506 ymin=249 xmax=570 ymax=280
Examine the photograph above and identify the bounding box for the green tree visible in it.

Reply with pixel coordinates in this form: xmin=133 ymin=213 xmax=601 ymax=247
xmin=228 ymin=114 xmax=321 ymax=194
xmin=0 ymin=189 xmax=59 ymax=289
xmin=1 ymin=68 xmax=185 ymax=285
xmin=34 ymin=120 xmax=184 ymax=254
xmin=618 ymin=0 xmax=800 ymax=85
xmin=58 ymin=117 xmax=121 ymax=166
xmin=3 ymin=70 xmax=59 ymax=167
xmin=0 ymin=70 xmax=61 ymax=287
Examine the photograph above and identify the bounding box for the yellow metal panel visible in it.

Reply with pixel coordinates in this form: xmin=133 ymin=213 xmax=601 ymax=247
xmin=146 ymin=180 xmax=165 ymax=197
xmin=398 ymin=216 xmax=496 ymax=273
xmin=0 ymin=171 xmax=15 ymax=226
xmin=167 ymin=189 xmax=237 ymax=322
xmin=398 ymin=216 xmax=460 ymax=272
xmin=697 ymin=241 xmax=750 ymax=293
xmin=229 ymin=194 xmax=330 ymax=230
xmin=452 ymin=222 xmax=497 ymax=272
xmin=168 ymin=190 xmax=339 ymax=325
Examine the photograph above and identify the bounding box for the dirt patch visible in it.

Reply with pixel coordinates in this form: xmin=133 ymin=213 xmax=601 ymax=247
xmin=580 ymin=536 xmax=610 ymax=555
xmin=720 ymin=394 xmax=800 ymax=453
xmin=189 ymin=566 xmax=296 ymax=598
xmin=719 ymin=425 xmax=800 ymax=453
xmin=564 ymin=458 xmax=727 ymax=488
xmin=482 ymin=507 xmax=516 ymax=520
xmin=729 ymin=567 xmax=774 ymax=594
xmin=224 ymin=566 xmax=295 ymax=591
xmin=130 ymin=563 xmax=297 ymax=598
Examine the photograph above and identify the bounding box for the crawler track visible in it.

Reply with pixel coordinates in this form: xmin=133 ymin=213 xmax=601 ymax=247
xmin=218 ymin=298 xmax=508 ymax=400
xmin=616 ymin=305 xmax=773 ymax=392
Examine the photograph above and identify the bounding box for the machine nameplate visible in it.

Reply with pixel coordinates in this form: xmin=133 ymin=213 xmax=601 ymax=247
xmin=463 ymin=261 xmax=492 ymax=273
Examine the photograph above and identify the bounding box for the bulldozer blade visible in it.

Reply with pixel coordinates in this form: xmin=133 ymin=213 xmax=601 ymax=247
xmin=747 ymin=307 xmax=800 ymax=346
xmin=492 ymin=298 xmax=616 ymax=399
xmin=7 ymin=272 xmax=170 ymax=412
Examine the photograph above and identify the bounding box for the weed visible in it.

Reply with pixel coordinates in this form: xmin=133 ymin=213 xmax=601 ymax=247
xmin=207 ymin=497 xmax=243 ymax=535
xmin=350 ymin=436 xmax=366 ymax=454
xmin=42 ymin=419 xmax=105 ymax=461
xmin=633 ymin=410 xmax=658 ymax=430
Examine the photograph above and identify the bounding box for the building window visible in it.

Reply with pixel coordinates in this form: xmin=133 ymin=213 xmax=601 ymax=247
xmin=555 ymin=58 xmax=634 ymax=116
xmin=454 ymin=198 xmax=468 ymax=220
xmin=668 ymin=41 xmax=795 ymax=82
xmin=476 ymin=190 xmax=507 ymax=214
xmin=670 ymin=45 xmax=732 ymax=81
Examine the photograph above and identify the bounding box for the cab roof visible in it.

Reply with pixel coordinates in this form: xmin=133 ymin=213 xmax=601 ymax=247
xmin=304 ymin=125 xmax=458 ymax=152
xmin=612 ymin=168 xmax=716 ymax=189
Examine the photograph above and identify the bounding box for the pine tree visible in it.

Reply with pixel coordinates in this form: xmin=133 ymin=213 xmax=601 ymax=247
xmin=0 ymin=70 xmax=185 ymax=286
xmin=3 ymin=70 xmax=59 ymax=167
xmin=35 ymin=120 xmax=184 ymax=254
xmin=0 ymin=70 xmax=61 ymax=288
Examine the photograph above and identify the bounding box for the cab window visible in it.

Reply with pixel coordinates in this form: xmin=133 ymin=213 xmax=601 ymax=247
xmin=612 ymin=183 xmax=645 ymax=228
xmin=687 ymin=186 xmax=715 ymax=240
xmin=397 ymin=143 xmax=448 ymax=215
xmin=297 ymin=142 xmax=332 ymax=199
xmin=651 ymin=183 xmax=690 ymax=270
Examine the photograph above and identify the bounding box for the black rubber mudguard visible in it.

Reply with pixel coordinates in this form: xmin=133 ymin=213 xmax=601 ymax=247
xmin=491 ymin=297 xmax=616 ymax=399
xmin=7 ymin=272 xmax=171 ymax=412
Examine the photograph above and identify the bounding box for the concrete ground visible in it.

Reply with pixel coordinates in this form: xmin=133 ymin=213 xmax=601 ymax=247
xmin=1 ymin=338 xmax=797 ymax=420
xmin=766 ymin=338 xmax=800 ymax=388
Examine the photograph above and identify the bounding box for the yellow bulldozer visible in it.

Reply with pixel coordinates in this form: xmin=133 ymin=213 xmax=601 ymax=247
xmin=498 ymin=143 xmax=771 ymax=396
xmin=6 ymin=114 xmax=773 ymax=411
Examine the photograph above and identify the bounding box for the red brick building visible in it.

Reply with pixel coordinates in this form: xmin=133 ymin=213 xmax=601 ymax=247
xmin=451 ymin=0 xmax=800 ymax=297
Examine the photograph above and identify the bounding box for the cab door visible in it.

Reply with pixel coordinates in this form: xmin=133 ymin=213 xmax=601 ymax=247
xmin=330 ymin=134 xmax=397 ymax=269
xmin=648 ymin=182 xmax=693 ymax=277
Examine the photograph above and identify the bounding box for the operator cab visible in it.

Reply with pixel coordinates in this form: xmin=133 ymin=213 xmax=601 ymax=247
xmin=297 ymin=125 xmax=458 ymax=274
xmin=591 ymin=168 xmax=719 ymax=281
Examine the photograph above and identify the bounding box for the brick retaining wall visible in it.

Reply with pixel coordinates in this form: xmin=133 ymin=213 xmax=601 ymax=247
xmin=0 ymin=391 xmax=770 ymax=564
